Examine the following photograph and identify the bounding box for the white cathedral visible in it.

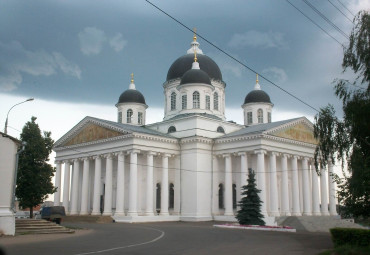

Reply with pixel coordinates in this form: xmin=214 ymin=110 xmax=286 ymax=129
xmin=53 ymin=34 xmax=337 ymax=224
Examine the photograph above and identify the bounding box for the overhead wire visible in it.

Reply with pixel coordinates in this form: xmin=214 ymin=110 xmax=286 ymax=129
xmin=145 ymin=0 xmax=320 ymax=113
xmin=286 ymin=0 xmax=345 ymax=47
xmin=327 ymin=0 xmax=354 ymax=23
xmin=336 ymin=0 xmax=356 ymax=17
xmin=301 ymin=0 xmax=350 ymax=39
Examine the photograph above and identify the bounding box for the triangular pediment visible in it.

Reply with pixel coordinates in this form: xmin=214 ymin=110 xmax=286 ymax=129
xmin=268 ymin=119 xmax=318 ymax=145
xmin=63 ymin=123 xmax=125 ymax=146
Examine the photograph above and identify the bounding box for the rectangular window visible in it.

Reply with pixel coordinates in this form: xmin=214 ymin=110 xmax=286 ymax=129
xmin=214 ymin=92 xmax=219 ymax=110
xmin=206 ymin=95 xmax=210 ymax=110
xmin=247 ymin=112 xmax=252 ymax=125
xmin=268 ymin=112 xmax=271 ymax=123
xmin=138 ymin=112 xmax=143 ymax=125
xmin=118 ymin=112 xmax=122 ymax=123
xmin=193 ymin=92 xmax=200 ymax=109
xmin=182 ymin=95 xmax=187 ymax=109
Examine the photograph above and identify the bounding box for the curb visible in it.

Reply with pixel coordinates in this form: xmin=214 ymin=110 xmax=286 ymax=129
xmin=214 ymin=224 xmax=297 ymax=232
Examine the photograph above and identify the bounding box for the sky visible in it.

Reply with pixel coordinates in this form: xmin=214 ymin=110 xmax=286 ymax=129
xmin=1 ymin=0 xmax=369 ymax=149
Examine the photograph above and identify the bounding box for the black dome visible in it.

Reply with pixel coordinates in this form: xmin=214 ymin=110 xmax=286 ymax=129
xmin=180 ymin=68 xmax=212 ymax=85
xmin=244 ymin=90 xmax=272 ymax=104
xmin=167 ymin=54 xmax=222 ymax=81
xmin=118 ymin=89 xmax=146 ymax=104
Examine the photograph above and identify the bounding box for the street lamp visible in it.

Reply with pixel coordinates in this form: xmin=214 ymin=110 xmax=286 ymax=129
xmin=4 ymin=98 xmax=34 ymax=134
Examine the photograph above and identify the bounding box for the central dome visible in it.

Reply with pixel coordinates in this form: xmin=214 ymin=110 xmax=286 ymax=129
xmin=167 ymin=54 xmax=222 ymax=82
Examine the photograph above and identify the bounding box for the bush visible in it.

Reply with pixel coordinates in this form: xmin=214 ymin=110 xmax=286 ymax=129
xmin=330 ymin=228 xmax=370 ymax=247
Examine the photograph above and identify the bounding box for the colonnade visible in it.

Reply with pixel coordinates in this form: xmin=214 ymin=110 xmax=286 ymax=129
xmin=54 ymin=151 xmax=175 ymax=217
xmin=214 ymin=150 xmax=337 ymax=217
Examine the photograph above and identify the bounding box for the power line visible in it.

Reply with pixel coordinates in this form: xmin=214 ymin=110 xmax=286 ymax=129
xmin=327 ymin=0 xmax=354 ymax=23
xmin=302 ymin=0 xmax=349 ymax=39
xmin=145 ymin=0 xmax=320 ymax=113
xmin=286 ymin=0 xmax=345 ymax=47
xmin=336 ymin=0 xmax=356 ymax=17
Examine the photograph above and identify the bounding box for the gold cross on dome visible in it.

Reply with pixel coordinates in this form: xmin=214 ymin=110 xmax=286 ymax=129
xmin=193 ymin=27 xmax=197 ymax=42
xmin=131 ymin=73 xmax=134 ymax=83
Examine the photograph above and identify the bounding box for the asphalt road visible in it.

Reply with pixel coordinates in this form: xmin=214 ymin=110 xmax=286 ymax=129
xmin=0 ymin=221 xmax=333 ymax=255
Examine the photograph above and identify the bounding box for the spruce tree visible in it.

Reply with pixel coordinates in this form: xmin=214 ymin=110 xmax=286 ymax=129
xmin=16 ymin=117 xmax=56 ymax=218
xmin=236 ymin=171 xmax=265 ymax=226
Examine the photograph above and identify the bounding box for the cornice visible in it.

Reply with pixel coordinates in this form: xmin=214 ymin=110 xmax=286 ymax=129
xmin=180 ymin=136 xmax=213 ymax=144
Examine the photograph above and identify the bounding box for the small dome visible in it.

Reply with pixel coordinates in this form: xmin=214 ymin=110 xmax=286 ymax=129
xmin=167 ymin=54 xmax=222 ymax=81
xmin=244 ymin=90 xmax=272 ymax=104
xmin=180 ymin=68 xmax=212 ymax=85
xmin=118 ymin=89 xmax=146 ymax=104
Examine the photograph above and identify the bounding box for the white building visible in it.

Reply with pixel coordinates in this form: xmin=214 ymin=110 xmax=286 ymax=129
xmin=0 ymin=132 xmax=20 ymax=235
xmin=53 ymin=35 xmax=337 ymax=223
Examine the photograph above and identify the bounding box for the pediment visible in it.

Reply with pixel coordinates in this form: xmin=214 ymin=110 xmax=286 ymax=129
xmin=63 ymin=123 xmax=125 ymax=146
xmin=269 ymin=121 xmax=318 ymax=145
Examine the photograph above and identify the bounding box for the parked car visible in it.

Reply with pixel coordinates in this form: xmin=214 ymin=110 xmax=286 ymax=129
xmin=15 ymin=211 xmax=30 ymax=219
xmin=41 ymin=206 xmax=66 ymax=224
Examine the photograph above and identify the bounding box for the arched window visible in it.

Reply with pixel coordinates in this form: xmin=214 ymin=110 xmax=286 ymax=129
xmin=247 ymin=112 xmax=252 ymax=125
xmin=156 ymin=183 xmax=161 ymax=212
xmin=169 ymin=183 xmax=174 ymax=209
xmin=218 ymin=184 xmax=224 ymax=209
xmin=138 ymin=112 xmax=143 ymax=125
xmin=206 ymin=95 xmax=210 ymax=110
xmin=232 ymin=184 xmax=237 ymax=209
xmin=168 ymin=126 xmax=176 ymax=133
xmin=170 ymin=92 xmax=176 ymax=111
xmin=118 ymin=112 xmax=122 ymax=123
xmin=217 ymin=126 xmax=225 ymax=133
xmin=127 ymin=109 xmax=133 ymax=123
xmin=182 ymin=94 xmax=187 ymax=109
xmin=257 ymin=109 xmax=263 ymax=123
xmin=193 ymin=91 xmax=200 ymax=109
xmin=214 ymin=92 xmax=219 ymax=110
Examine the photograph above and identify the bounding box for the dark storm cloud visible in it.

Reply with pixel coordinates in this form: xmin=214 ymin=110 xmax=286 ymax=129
xmin=0 ymin=0 xmax=366 ymax=116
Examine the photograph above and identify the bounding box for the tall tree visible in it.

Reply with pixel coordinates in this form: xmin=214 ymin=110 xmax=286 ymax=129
xmin=16 ymin=116 xmax=56 ymax=218
xmin=236 ymin=171 xmax=265 ymax=226
xmin=314 ymin=11 xmax=370 ymax=218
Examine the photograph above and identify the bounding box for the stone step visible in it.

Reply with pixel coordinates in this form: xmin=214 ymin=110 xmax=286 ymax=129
xmin=15 ymin=219 xmax=74 ymax=235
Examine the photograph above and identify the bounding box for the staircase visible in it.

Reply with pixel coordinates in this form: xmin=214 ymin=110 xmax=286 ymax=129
xmin=276 ymin=216 xmax=367 ymax=232
xmin=15 ymin=219 xmax=75 ymax=235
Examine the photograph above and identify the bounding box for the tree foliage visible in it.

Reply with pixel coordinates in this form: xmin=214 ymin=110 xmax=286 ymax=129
xmin=16 ymin=116 xmax=56 ymax=218
xmin=236 ymin=171 xmax=265 ymax=226
xmin=314 ymin=11 xmax=370 ymax=218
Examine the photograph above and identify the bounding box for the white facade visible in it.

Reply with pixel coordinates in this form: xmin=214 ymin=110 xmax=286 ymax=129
xmin=0 ymin=133 xmax=20 ymax=235
xmin=53 ymin=37 xmax=337 ymax=223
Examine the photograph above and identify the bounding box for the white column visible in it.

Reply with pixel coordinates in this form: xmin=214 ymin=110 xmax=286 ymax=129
xmin=54 ymin=161 xmax=62 ymax=206
xmin=301 ymin=157 xmax=311 ymax=215
xmin=128 ymin=150 xmax=139 ymax=216
xmin=238 ymin=152 xmax=248 ymax=202
xmin=62 ymin=161 xmax=71 ymax=212
xmin=212 ymin=155 xmax=220 ymax=215
xmin=174 ymin=155 xmax=181 ymax=214
xmin=291 ymin=156 xmax=301 ymax=216
xmin=160 ymin=154 xmax=170 ymax=216
xmin=223 ymin=154 xmax=233 ymax=216
xmin=115 ymin=152 xmax=125 ymax=216
xmin=269 ymin=152 xmax=279 ymax=216
xmin=328 ymin=162 xmax=337 ymax=215
xmin=281 ymin=154 xmax=290 ymax=216
xmin=70 ymin=159 xmax=80 ymax=215
xmin=91 ymin=156 xmax=102 ymax=215
xmin=80 ymin=157 xmax=90 ymax=215
xmin=145 ymin=152 xmax=155 ymax=216
xmin=311 ymin=162 xmax=321 ymax=215
xmin=320 ymin=165 xmax=330 ymax=216
xmin=103 ymin=154 xmax=113 ymax=216
xmin=255 ymin=150 xmax=267 ymax=215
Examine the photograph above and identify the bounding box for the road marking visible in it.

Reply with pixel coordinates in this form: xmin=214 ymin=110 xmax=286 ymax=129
xmin=73 ymin=226 xmax=165 ymax=255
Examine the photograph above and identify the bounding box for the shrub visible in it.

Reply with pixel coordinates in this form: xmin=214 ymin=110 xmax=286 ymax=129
xmin=330 ymin=228 xmax=370 ymax=247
